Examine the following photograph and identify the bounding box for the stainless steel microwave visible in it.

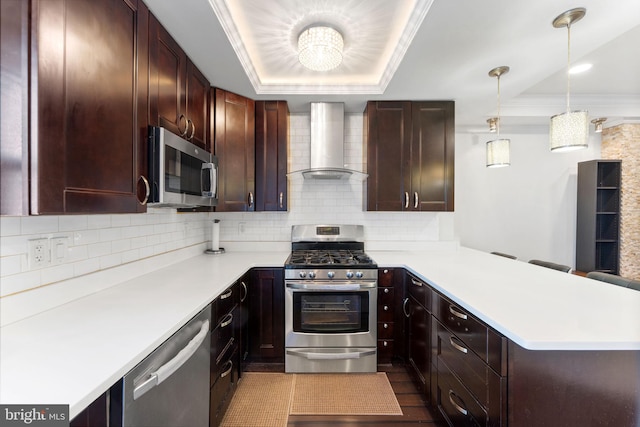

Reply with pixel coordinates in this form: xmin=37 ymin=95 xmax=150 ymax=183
xmin=148 ymin=126 xmax=218 ymax=208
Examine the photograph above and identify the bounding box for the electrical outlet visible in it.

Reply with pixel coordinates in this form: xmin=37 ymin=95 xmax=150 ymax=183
xmin=238 ymin=222 xmax=246 ymax=234
xmin=28 ymin=238 xmax=50 ymax=269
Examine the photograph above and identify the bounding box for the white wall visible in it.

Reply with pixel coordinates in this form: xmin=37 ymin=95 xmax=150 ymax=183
xmin=454 ymin=130 xmax=601 ymax=268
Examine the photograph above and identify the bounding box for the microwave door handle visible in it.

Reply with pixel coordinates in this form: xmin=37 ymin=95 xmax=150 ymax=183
xmin=201 ymin=163 xmax=215 ymax=198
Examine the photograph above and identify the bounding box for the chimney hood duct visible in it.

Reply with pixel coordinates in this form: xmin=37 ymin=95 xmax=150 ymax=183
xmin=290 ymin=102 xmax=367 ymax=180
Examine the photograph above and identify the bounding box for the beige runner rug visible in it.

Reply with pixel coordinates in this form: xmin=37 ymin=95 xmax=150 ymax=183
xmin=220 ymin=372 xmax=294 ymax=427
xmin=290 ymin=372 xmax=403 ymax=416
xmin=220 ymin=372 xmax=402 ymax=427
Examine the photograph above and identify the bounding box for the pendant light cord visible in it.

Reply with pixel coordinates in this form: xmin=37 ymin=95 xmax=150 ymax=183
xmin=566 ymin=23 xmax=572 ymax=112
xmin=496 ymin=74 xmax=501 ymax=138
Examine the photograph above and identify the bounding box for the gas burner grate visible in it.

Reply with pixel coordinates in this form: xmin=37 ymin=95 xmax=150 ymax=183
xmin=287 ymin=249 xmax=374 ymax=266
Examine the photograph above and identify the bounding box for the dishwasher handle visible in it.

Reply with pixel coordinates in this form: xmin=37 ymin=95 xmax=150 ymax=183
xmin=133 ymin=319 xmax=210 ymax=400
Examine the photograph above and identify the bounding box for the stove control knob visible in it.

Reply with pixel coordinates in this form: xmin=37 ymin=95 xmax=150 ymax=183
xmin=327 ymin=271 xmax=335 ymax=279
xmin=308 ymin=271 xmax=316 ymax=279
xmin=355 ymin=271 xmax=364 ymax=279
xmin=299 ymin=271 xmax=306 ymax=278
xmin=346 ymin=271 xmax=354 ymax=279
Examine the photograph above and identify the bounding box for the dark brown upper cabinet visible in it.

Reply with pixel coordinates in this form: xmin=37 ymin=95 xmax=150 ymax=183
xmin=364 ymin=101 xmax=455 ymax=212
xmin=31 ymin=0 xmax=150 ymax=214
xmin=149 ymin=14 xmax=210 ymax=151
xmin=213 ymin=88 xmax=255 ymax=212
xmin=255 ymin=101 xmax=289 ymax=211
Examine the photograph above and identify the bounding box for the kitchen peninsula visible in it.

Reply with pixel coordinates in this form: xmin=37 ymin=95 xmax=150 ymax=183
xmin=1 ymin=246 xmax=639 ymax=426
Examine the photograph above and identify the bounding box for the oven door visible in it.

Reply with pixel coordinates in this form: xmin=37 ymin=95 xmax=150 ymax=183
xmin=285 ymin=281 xmax=377 ymax=349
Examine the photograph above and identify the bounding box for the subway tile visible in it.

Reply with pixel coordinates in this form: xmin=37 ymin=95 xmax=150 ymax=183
xmin=59 ymin=215 xmax=88 ymax=232
xmin=21 ymin=216 xmax=59 ymax=235
xmin=1 ymin=255 xmax=22 ymax=276
xmin=73 ymin=258 xmax=101 ymax=277
xmin=42 ymin=264 xmax=75 ymax=286
xmin=87 ymin=215 xmax=112 ymax=229
xmin=0 ymin=217 xmax=22 ymax=237
xmin=0 ymin=270 xmax=41 ymax=297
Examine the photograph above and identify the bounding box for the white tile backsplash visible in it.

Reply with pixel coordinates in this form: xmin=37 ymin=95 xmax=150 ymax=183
xmin=0 ymin=112 xmax=456 ymax=305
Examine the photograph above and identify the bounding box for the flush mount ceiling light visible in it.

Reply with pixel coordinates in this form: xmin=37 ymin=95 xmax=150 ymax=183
xmin=549 ymin=8 xmax=589 ymax=152
xmin=591 ymin=117 xmax=607 ymax=133
xmin=486 ymin=66 xmax=510 ymax=168
xmin=298 ymin=26 xmax=344 ymax=71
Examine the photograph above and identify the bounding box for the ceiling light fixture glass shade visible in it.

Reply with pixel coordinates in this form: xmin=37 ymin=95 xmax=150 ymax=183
xmin=298 ymin=26 xmax=344 ymax=71
xmin=486 ymin=139 xmax=510 ymax=168
xmin=486 ymin=66 xmax=510 ymax=168
xmin=550 ymin=8 xmax=589 ymax=152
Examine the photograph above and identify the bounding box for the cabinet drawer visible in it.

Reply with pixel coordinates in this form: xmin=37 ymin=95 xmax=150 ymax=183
xmin=378 ymin=292 xmax=394 ymax=322
xmin=437 ymin=320 xmax=502 ymax=411
xmin=377 ymin=339 xmax=394 ymax=362
xmin=210 ymin=347 xmax=238 ymax=427
xmin=437 ymin=362 xmax=487 ymax=427
xmin=378 ymin=321 xmax=394 ymax=339
xmin=434 ymin=293 xmax=487 ymax=362
xmin=378 ymin=268 xmax=396 ymax=287
xmin=214 ymin=283 xmax=238 ymax=326
xmin=407 ymin=274 xmax=431 ymax=310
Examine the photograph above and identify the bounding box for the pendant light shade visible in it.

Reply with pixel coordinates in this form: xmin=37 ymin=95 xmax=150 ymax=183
xmin=487 ymin=139 xmax=510 ymax=168
xmin=550 ymin=111 xmax=589 ymax=151
xmin=486 ymin=66 xmax=510 ymax=168
xmin=298 ymin=26 xmax=344 ymax=71
xmin=549 ymin=8 xmax=589 ymax=152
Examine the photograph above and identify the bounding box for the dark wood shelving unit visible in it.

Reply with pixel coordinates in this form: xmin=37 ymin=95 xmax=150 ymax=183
xmin=576 ymin=160 xmax=621 ymax=274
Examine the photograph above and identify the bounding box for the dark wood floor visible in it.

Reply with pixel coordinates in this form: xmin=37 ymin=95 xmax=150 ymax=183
xmin=243 ymin=363 xmax=447 ymax=427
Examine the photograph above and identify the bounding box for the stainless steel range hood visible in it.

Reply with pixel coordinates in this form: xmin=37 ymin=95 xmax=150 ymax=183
xmin=289 ymin=102 xmax=367 ymax=180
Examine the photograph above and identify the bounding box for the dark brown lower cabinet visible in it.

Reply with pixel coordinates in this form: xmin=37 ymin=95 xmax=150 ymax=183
xmin=248 ymin=268 xmax=285 ymax=363
xmin=70 ymin=392 xmax=108 ymax=427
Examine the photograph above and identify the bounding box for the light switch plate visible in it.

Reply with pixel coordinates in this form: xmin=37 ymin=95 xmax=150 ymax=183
xmin=50 ymin=236 xmax=69 ymax=265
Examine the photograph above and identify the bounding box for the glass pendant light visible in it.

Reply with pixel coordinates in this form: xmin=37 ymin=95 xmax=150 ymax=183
xmin=549 ymin=8 xmax=589 ymax=152
xmin=486 ymin=66 xmax=510 ymax=168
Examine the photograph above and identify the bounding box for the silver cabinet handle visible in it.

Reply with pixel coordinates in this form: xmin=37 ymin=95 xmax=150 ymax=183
xmin=188 ymin=119 xmax=195 ymax=140
xmin=137 ymin=175 xmax=150 ymax=205
xmin=220 ymin=360 xmax=233 ymax=378
xmin=279 ymin=192 xmax=284 ymax=208
xmin=449 ymin=305 xmax=468 ymax=320
xmin=383 ymin=269 xmax=389 ymax=274
xmin=402 ymin=298 xmax=410 ymax=317
xmin=411 ymin=278 xmax=423 ymax=287
xmin=383 ymin=341 xmax=388 ymax=347
xmin=383 ymin=305 xmax=389 ymax=311
xmin=414 ymin=191 xmax=418 ymax=209
xmin=384 ymin=288 xmax=390 ymax=294
xmin=240 ymin=281 xmax=248 ymax=302
xmin=449 ymin=336 xmax=468 ymax=354
xmin=248 ymin=192 xmax=254 ymax=207
xmin=448 ymin=390 xmax=468 ymax=416
xmin=220 ymin=288 xmax=233 ymax=300
xmin=178 ymin=114 xmax=189 ymax=137
xmin=287 ymin=348 xmax=376 ymax=360
xmin=133 ymin=319 xmax=210 ymax=400
xmin=383 ymin=323 xmax=389 ymax=329
xmin=404 ymin=192 xmax=409 ymax=209
xmin=219 ymin=313 xmax=233 ymax=329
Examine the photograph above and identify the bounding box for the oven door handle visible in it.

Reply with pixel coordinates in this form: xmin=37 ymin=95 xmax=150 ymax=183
xmin=285 ymin=281 xmax=376 ymax=290
xmin=286 ymin=349 xmax=376 ymax=360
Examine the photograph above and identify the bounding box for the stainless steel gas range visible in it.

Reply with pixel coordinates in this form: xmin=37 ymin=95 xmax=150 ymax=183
xmin=284 ymin=225 xmax=378 ymax=373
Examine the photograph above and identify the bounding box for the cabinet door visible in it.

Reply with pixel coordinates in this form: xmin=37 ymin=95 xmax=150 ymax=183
xmin=149 ymin=14 xmax=187 ymax=138
xmin=255 ymin=101 xmax=288 ymax=211
xmin=185 ymin=60 xmax=210 ymax=150
xmin=33 ymin=0 xmax=149 ymax=214
xmin=408 ymin=296 xmax=430 ymax=399
xmin=214 ymin=88 xmax=255 ymax=211
xmin=411 ymin=101 xmax=455 ymax=211
xmin=248 ymin=268 xmax=284 ymax=362
xmin=365 ymin=101 xmax=412 ymax=211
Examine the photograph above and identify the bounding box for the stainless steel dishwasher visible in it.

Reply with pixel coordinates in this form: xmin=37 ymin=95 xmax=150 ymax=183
xmin=120 ymin=306 xmax=211 ymax=427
